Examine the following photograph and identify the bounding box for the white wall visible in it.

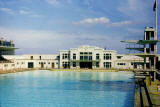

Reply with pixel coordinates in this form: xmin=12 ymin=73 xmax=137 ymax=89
xmin=114 ymin=55 xmax=144 ymax=69
xmin=60 ymin=45 xmax=117 ymax=69
xmin=1 ymin=46 xmax=146 ymax=70
xmin=2 ymin=54 xmax=59 ymax=70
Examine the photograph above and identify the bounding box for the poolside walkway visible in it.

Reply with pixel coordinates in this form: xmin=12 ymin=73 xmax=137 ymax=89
xmin=148 ymin=81 xmax=160 ymax=107
xmin=134 ymin=79 xmax=160 ymax=107
xmin=0 ymin=68 xmax=36 ymax=74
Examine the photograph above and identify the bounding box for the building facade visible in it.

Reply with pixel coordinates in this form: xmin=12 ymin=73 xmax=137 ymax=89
xmin=60 ymin=45 xmax=143 ymax=69
xmin=2 ymin=54 xmax=59 ymax=70
xmin=60 ymin=46 xmax=116 ymax=69
xmin=1 ymin=45 xmax=144 ymax=70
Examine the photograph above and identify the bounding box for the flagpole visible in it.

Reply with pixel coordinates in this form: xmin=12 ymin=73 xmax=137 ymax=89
xmin=155 ymin=0 xmax=158 ymax=68
xmin=155 ymin=0 xmax=157 ymax=40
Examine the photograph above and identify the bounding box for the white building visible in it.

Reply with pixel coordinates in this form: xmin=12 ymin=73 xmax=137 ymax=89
xmin=1 ymin=45 xmax=144 ymax=70
xmin=1 ymin=54 xmax=59 ymax=70
xmin=60 ymin=45 xmax=143 ymax=69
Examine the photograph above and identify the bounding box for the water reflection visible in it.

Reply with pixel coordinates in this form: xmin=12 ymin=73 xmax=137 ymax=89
xmin=51 ymin=71 xmax=133 ymax=82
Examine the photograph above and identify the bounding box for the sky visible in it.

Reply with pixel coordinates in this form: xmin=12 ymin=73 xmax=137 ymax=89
xmin=0 ymin=0 xmax=159 ymax=54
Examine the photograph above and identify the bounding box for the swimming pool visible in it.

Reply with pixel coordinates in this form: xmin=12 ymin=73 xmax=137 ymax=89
xmin=0 ymin=70 xmax=135 ymax=107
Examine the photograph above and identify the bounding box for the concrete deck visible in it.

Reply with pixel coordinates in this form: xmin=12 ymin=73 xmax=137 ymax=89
xmin=148 ymin=81 xmax=160 ymax=107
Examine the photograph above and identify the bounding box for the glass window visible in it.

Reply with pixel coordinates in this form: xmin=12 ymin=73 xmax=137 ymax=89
xmin=104 ymin=54 xmax=111 ymax=60
xmin=80 ymin=56 xmax=83 ymax=60
xmin=89 ymin=52 xmax=92 ymax=55
xmin=84 ymin=52 xmax=88 ymax=55
xmin=89 ymin=56 xmax=92 ymax=60
xmin=65 ymin=54 xmax=68 ymax=59
xmin=110 ymin=54 xmax=112 ymax=60
xmin=80 ymin=52 xmax=83 ymax=55
xmin=62 ymin=54 xmax=65 ymax=59
xmin=117 ymin=56 xmax=121 ymax=59
xmin=73 ymin=62 xmax=76 ymax=67
xmin=96 ymin=62 xmax=99 ymax=67
xmin=62 ymin=53 xmax=70 ymax=59
xmin=73 ymin=54 xmax=76 ymax=60
xmin=106 ymin=54 xmax=110 ymax=60
xmin=80 ymin=52 xmax=92 ymax=61
xmin=84 ymin=56 xmax=88 ymax=60
xmin=96 ymin=54 xmax=99 ymax=60
xmin=117 ymin=63 xmax=126 ymax=66
xmin=62 ymin=62 xmax=70 ymax=68
xmin=104 ymin=62 xmax=111 ymax=68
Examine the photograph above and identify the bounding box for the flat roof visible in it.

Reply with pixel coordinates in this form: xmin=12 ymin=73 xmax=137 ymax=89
xmin=121 ymin=40 xmax=160 ymax=44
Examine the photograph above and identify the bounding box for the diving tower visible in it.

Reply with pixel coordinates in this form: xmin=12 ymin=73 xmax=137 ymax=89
xmin=121 ymin=27 xmax=159 ymax=70
xmin=0 ymin=38 xmax=18 ymax=62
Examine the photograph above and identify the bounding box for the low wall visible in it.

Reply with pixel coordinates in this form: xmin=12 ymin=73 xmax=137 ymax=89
xmin=0 ymin=68 xmax=38 ymax=74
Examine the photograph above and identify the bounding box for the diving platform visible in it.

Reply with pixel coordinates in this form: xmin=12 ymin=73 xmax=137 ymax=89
xmin=138 ymin=40 xmax=159 ymax=45
xmin=129 ymin=53 xmax=156 ymax=58
xmin=0 ymin=46 xmax=18 ymax=51
xmin=126 ymin=47 xmax=144 ymax=51
xmin=121 ymin=40 xmax=139 ymax=44
xmin=133 ymin=69 xmax=157 ymax=72
xmin=121 ymin=40 xmax=160 ymax=45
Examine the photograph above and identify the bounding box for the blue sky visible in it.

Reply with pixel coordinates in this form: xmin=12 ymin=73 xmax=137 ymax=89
xmin=0 ymin=0 xmax=159 ymax=54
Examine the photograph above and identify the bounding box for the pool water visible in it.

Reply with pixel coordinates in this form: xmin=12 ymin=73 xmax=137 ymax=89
xmin=0 ymin=70 xmax=135 ymax=107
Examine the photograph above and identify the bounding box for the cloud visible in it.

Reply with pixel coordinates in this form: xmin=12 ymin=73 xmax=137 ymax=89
xmin=46 ymin=0 xmax=59 ymax=5
xmin=73 ymin=17 xmax=110 ymax=25
xmin=110 ymin=21 xmax=132 ymax=27
xmin=19 ymin=9 xmax=42 ymax=18
xmin=45 ymin=0 xmax=73 ymax=7
xmin=73 ymin=17 xmax=132 ymax=27
xmin=19 ymin=10 xmax=31 ymax=15
xmin=0 ymin=8 xmax=14 ymax=15
xmin=0 ymin=27 xmax=125 ymax=54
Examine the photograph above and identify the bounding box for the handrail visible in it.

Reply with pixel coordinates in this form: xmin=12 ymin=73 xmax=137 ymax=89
xmin=144 ymin=83 xmax=153 ymax=107
xmin=139 ymin=80 xmax=144 ymax=107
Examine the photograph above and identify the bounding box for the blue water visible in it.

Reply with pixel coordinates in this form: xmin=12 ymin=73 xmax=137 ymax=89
xmin=0 ymin=70 xmax=135 ymax=107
